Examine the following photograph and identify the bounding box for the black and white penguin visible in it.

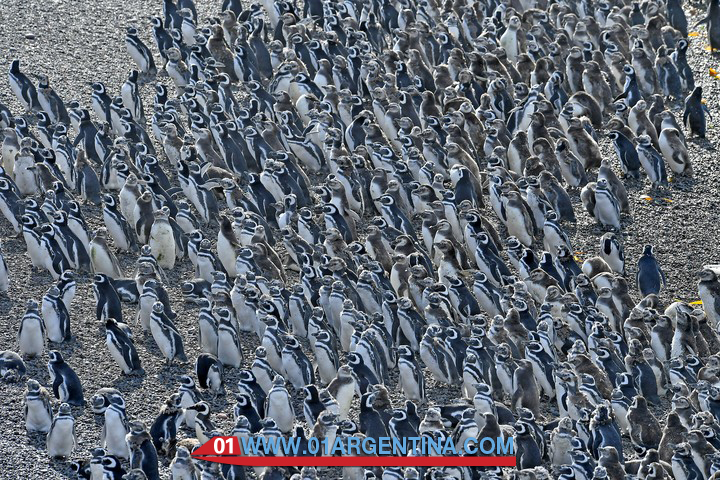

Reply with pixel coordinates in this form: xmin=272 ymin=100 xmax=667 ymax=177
xmin=265 ymin=375 xmax=296 ymax=434
xmin=637 ymin=245 xmax=666 ymax=297
xmin=684 ymin=87 xmax=708 ymax=138
xmin=8 ymin=59 xmax=40 ymax=112
xmin=281 ymin=334 xmax=315 ymax=389
xmin=18 ymin=300 xmax=45 ymax=358
xmin=103 ymin=394 xmax=130 ymax=459
xmin=46 ymin=403 xmax=76 ymax=458
xmin=93 ymin=273 xmax=124 ymax=323
xmin=149 ymin=301 xmax=186 ymax=365
xmin=47 ymin=350 xmax=84 ymax=406
xmin=105 ymin=318 xmax=143 ymax=376
xmin=125 ymin=27 xmax=157 ymax=79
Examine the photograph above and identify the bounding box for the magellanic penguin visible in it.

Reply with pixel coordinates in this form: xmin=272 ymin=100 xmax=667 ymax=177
xmin=24 ymin=379 xmax=53 ymax=433
xmin=89 ymin=228 xmax=124 ymax=278
xmin=18 ymin=300 xmax=45 ymax=358
xmin=697 ymin=0 xmax=720 ymax=51
xmin=46 ymin=403 xmax=77 ymax=458
xmin=105 ymin=318 xmax=143 ymax=376
xmin=47 ymin=350 xmax=84 ymax=406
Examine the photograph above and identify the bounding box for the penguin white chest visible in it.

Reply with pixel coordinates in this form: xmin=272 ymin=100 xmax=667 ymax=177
xmin=47 ymin=419 xmax=74 ymax=457
xmin=104 ymin=411 xmax=130 ymax=458
xmin=267 ymin=393 xmax=294 ymax=431
xmin=19 ymin=318 xmax=44 ymax=356
xmin=42 ymin=303 xmax=63 ymax=343
xmin=217 ymin=329 xmax=242 ymax=368
xmin=14 ymin=156 xmax=38 ymax=196
xmin=25 ymin=399 xmax=52 ymax=432
xmin=149 ymin=222 xmax=176 ymax=269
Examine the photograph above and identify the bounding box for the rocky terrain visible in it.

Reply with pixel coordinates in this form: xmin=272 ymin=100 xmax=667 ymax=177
xmin=0 ymin=0 xmax=718 ymax=479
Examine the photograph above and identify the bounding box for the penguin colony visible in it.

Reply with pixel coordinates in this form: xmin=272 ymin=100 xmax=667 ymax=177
xmin=0 ymin=0 xmax=720 ymax=478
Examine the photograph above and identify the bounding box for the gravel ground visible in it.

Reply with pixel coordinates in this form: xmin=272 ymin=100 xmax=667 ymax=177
xmin=0 ymin=1 xmax=718 ymax=479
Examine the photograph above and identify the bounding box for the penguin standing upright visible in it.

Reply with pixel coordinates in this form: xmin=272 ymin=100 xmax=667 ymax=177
xmin=103 ymin=394 xmax=131 ymax=459
xmin=18 ymin=300 xmax=45 ymax=358
xmin=265 ymin=375 xmax=295 ymax=434
xmin=105 ymin=318 xmax=143 ymax=376
xmin=47 ymin=350 xmax=84 ymax=406
xmin=126 ymin=27 xmax=157 ymax=79
xmin=697 ymin=0 xmax=720 ymax=51
xmin=8 ymin=60 xmax=40 ymax=112
xmin=637 ymin=245 xmax=665 ymax=297
xmin=24 ymin=379 xmax=53 ymax=433
xmin=149 ymin=302 xmax=186 ymax=365
xmin=42 ymin=287 xmax=71 ymax=343
xmin=89 ymin=228 xmax=124 ymax=278
xmin=94 ymin=273 xmax=123 ymax=323
xmin=126 ymin=421 xmax=161 ymax=480
xmin=46 ymin=403 xmax=76 ymax=458
xmin=684 ymin=87 xmax=708 ymax=138
xmin=149 ymin=208 xmax=176 ymax=269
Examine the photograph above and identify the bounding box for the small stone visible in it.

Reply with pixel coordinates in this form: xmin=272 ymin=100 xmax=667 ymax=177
xmin=25 ymin=33 xmax=35 ymax=40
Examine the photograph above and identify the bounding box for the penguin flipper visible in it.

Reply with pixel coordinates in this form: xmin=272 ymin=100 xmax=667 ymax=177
xmin=695 ymin=15 xmax=710 ymax=26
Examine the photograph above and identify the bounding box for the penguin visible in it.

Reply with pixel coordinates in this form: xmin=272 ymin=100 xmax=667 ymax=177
xmin=46 ymin=403 xmax=76 ymax=458
xmin=593 ymin=179 xmax=622 ymax=230
xmin=281 ymin=334 xmax=315 ymax=389
xmin=18 ymin=300 xmax=45 ymax=358
xmin=134 ymin=191 xmax=155 ymax=245
xmin=216 ymin=307 xmax=243 ymax=369
xmin=627 ymin=395 xmax=662 ymax=451
xmin=0 ymin=176 xmax=21 ymax=234
xmin=636 ymin=136 xmax=668 ymax=188
xmin=0 ymin=350 xmax=26 ymax=382
xmin=149 ymin=208 xmax=176 ymax=269
xmin=103 ymin=193 xmax=137 ymax=252
xmin=671 ymin=442 xmax=705 ymax=480
xmin=265 ymin=375 xmax=296 ymax=434
xmin=149 ymin=393 xmax=184 ymax=457
xmin=589 ymin=403 xmax=623 ymax=460
xmin=126 ymin=27 xmax=157 ymax=79
xmin=684 ymin=87 xmax=708 ymax=138
xmin=174 ymin=376 xmax=201 ymax=432
xmin=697 ymin=269 xmax=720 ymax=329
xmin=149 ymin=301 xmax=186 ymax=365
xmin=512 ymin=360 xmax=541 ymax=416
xmin=170 ymin=446 xmax=199 ymax=480
xmin=697 ymin=0 xmax=720 ymax=51
xmin=103 ymin=394 xmax=131 ymax=459
xmin=42 ymin=286 xmax=71 ymax=345
xmin=126 ymin=421 xmax=161 ymax=480
xmin=47 ymin=350 xmax=84 ymax=406
xmin=23 ymin=379 xmax=53 ymax=433
xmin=637 ymin=245 xmax=665 ymax=297
xmin=608 ymin=130 xmax=641 ymax=179
xmin=659 ymin=127 xmax=691 ymax=176
xmin=105 ymin=318 xmax=143 ymax=376
xmin=600 ymin=233 xmax=625 ymax=275
xmin=8 ymin=60 xmax=40 ymax=112
xmin=396 ymin=344 xmax=425 ymax=403
xmin=90 ymin=228 xmax=124 ymax=278
xmin=94 ymin=273 xmax=124 ymax=323
xmin=515 ymin=421 xmax=543 ymax=469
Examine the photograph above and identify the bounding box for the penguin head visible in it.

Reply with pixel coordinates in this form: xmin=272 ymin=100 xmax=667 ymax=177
xmin=48 ymin=350 xmax=64 ymax=363
xmin=178 ymin=375 xmax=196 ymax=390
xmin=25 ymin=378 xmax=41 ymax=393
xmin=188 ymin=401 xmax=210 ymax=415
xmin=57 ymin=402 xmax=72 ymax=415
